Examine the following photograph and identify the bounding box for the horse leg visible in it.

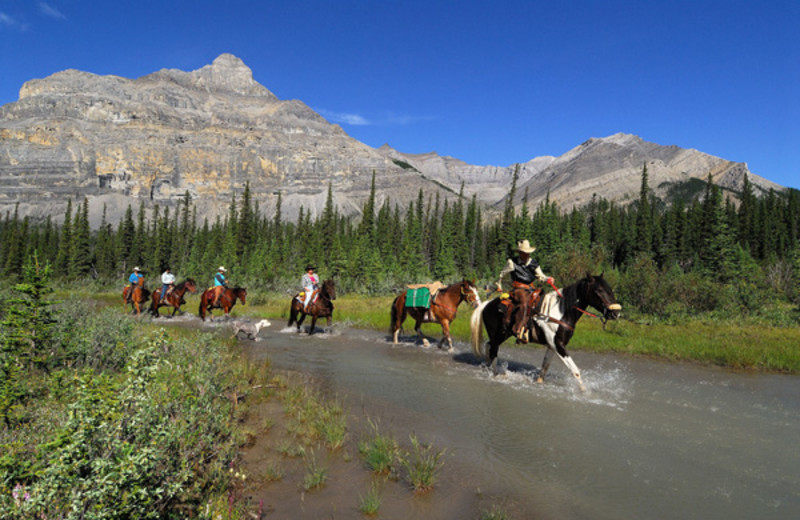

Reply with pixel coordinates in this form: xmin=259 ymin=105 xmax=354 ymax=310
xmin=439 ymin=319 xmax=453 ymax=352
xmin=309 ymin=315 xmax=318 ymax=334
xmin=392 ymin=308 xmax=406 ymax=344
xmin=539 ymin=345 xmax=585 ymax=391
xmin=538 ymin=349 xmax=555 ymax=383
xmin=414 ymin=318 xmax=430 ymax=348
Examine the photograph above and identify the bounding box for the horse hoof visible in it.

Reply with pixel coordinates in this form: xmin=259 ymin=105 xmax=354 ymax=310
xmin=535 ymin=377 xmax=544 ymax=384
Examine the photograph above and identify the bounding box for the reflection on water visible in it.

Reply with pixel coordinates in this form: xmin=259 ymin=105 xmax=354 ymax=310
xmin=241 ymin=323 xmax=800 ymax=520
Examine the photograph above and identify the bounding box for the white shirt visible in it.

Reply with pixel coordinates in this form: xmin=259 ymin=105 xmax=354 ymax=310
xmin=161 ymin=271 xmax=176 ymax=284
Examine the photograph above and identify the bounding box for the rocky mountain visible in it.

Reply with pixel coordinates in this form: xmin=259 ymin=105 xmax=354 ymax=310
xmin=0 ymin=54 xmax=785 ymax=226
xmin=0 ymin=54 xmax=453 ymax=225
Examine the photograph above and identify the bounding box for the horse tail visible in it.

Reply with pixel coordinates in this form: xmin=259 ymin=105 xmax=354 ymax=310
xmin=389 ymin=296 xmax=399 ymax=334
xmin=199 ymin=292 xmax=206 ymax=321
xmin=471 ymin=300 xmax=490 ymax=359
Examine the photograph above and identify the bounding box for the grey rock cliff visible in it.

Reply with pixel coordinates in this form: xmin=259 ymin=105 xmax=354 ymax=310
xmin=0 ymin=55 xmax=786 ymax=226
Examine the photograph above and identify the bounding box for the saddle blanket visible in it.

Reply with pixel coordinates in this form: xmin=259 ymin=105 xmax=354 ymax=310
xmin=405 ymin=287 xmax=431 ymax=308
xmin=297 ymin=291 xmax=319 ymax=306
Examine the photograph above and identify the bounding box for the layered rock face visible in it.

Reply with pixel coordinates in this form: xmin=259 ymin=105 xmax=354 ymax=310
xmin=0 ymin=54 xmax=785 ymax=226
xmin=0 ymin=54 xmax=448 ymax=225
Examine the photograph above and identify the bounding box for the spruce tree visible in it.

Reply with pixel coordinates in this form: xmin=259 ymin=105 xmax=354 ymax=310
xmin=69 ymin=198 xmax=92 ymax=278
xmin=54 ymin=199 xmax=73 ymax=275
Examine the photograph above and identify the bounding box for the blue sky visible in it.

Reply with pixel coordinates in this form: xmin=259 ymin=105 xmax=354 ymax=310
xmin=1 ymin=1 xmax=798 ymax=189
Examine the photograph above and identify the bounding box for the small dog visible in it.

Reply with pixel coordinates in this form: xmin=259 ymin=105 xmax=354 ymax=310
xmin=231 ymin=319 xmax=271 ymax=341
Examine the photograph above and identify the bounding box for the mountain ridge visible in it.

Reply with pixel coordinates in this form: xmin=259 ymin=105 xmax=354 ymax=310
xmin=0 ymin=54 xmax=785 ymax=226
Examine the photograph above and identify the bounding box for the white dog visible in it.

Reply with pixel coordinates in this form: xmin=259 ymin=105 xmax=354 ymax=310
xmin=231 ymin=319 xmax=271 ymax=341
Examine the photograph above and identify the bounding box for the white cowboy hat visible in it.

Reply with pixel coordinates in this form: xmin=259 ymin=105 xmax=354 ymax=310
xmin=218 ymin=266 xmax=227 ymax=272
xmin=516 ymin=240 xmax=536 ymax=253
xmin=133 ymin=267 xmax=140 ymax=271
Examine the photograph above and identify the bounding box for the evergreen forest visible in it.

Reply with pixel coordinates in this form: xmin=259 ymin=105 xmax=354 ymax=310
xmin=1 ymin=167 xmax=799 ymax=321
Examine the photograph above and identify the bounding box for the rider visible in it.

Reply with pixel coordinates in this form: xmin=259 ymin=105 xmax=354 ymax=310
xmin=495 ymin=240 xmax=554 ymax=338
xmin=126 ymin=267 xmax=144 ymax=303
xmin=212 ymin=266 xmax=228 ymax=307
xmin=301 ymin=265 xmax=319 ymax=313
xmin=160 ymin=267 xmax=175 ymax=303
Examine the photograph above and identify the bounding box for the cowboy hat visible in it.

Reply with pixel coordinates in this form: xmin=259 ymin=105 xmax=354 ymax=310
xmin=516 ymin=240 xmax=536 ymax=253
xmin=133 ymin=267 xmax=141 ymax=271
xmin=218 ymin=266 xmax=227 ymax=272
xmin=305 ymin=265 xmax=317 ymax=271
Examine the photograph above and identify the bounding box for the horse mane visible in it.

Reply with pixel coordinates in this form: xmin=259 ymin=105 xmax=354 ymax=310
xmin=558 ymin=277 xmax=585 ymax=312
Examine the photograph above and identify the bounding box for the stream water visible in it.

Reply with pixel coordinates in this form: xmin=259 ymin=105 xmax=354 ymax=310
xmin=234 ymin=322 xmax=799 ymax=519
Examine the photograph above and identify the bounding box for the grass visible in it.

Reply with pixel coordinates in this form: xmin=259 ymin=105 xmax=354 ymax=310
xmin=358 ymin=479 xmax=384 ymax=515
xmin=358 ymin=419 xmax=399 ymax=475
xmin=302 ymin=449 xmax=328 ymax=491
xmin=399 ymin=434 xmax=446 ymax=494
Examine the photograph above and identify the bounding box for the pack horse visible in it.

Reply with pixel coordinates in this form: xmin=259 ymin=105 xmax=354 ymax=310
xmin=390 ymin=279 xmax=481 ymax=351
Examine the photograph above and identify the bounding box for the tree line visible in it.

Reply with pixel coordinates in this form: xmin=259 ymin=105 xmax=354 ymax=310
xmin=1 ymin=167 xmax=799 ymax=314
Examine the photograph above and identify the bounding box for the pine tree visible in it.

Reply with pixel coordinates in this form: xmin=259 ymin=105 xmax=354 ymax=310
xmin=69 ymin=198 xmax=92 ymax=278
xmin=54 ymin=200 xmax=73 ymax=275
xmin=634 ymin=163 xmax=653 ymax=255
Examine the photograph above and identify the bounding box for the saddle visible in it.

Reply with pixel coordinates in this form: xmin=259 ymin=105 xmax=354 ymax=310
xmin=501 ymin=283 xmax=543 ymax=343
xmin=297 ymin=290 xmax=319 ymax=306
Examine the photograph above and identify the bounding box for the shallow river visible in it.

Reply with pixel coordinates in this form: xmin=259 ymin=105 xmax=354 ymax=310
xmin=237 ymin=322 xmax=799 ymax=519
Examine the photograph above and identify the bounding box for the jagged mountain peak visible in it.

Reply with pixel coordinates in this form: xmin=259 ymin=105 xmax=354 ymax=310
xmin=141 ymin=53 xmax=277 ymax=99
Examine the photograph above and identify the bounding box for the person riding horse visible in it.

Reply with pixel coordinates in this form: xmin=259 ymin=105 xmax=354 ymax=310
xmin=212 ymin=266 xmax=228 ymax=307
xmin=126 ymin=267 xmax=144 ymax=303
xmin=301 ymin=265 xmax=319 ymax=313
xmin=495 ymin=239 xmax=555 ymax=340
xmin=160 ymin=267 xmax=175 ymax=303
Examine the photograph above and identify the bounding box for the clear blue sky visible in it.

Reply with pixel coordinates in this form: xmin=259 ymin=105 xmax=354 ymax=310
xmin=2 ymin=1 xmax=798 ymax=189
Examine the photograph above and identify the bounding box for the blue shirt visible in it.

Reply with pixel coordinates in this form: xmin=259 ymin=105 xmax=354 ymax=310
xmin=129 ymin=272 xmax=142 ymax=284
xmin=214 ymin=273 xmax=226 ymax=286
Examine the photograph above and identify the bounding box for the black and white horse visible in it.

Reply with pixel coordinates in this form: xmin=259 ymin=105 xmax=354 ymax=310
xmin=470 ymin=273 xmax=621 ymax=390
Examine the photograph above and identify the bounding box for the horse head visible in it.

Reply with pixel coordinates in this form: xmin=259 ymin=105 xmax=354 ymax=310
xmin=322 ymin=279 xmax=336 ymax=300
xmin=460 ymin=279 xmax=482 ymax=308
xmin=582 ymin=273 xmax=621 ymax=321
xmin=235 ymin=288 xmax=247 ymax=305
xmin=184 ymin=278 xmax=197 ymax=293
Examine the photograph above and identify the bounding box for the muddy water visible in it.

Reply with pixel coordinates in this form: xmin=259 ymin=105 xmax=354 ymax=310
xmin=240 ymin=323 xmax=799 ymax=520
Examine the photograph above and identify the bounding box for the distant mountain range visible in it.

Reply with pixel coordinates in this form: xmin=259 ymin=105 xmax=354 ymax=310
xmin=0 ymin=54 xmax=784 ymax=226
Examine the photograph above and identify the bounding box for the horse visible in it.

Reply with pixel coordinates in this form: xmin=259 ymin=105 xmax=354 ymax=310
xmin=149 ymin=279 xmax=198 ymax=317
xmin=470 ymin=273 xmax=621 ymax=390
xmin=288 ymin=279 xmax=336 ymax=333
xmin=390 ymin=279 xmax=482 ymax=351
xmin=198 ymin=287 xmax=247 ymax=321
xmin=122 ymin=278 xmax=150 ymax=316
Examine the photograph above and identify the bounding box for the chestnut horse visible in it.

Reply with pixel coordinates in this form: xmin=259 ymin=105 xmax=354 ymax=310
xmin=470 ymin=273 xmax=621 ymax=390
xmin=390 ymin=279 xmax=481 ymax=351
xmin=150 ymin=279 xmax=197 ymax=317
xmin=122 ymin=278 xmax=150 ymax=316
xmin=288 ymin=279 xmax=336 ymax=333
xmin=198 ymin=287 xmax=247 ymax=321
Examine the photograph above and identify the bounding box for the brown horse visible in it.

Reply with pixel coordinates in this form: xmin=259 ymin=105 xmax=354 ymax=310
xmin=198 ymin=287 xmax=247 ymax=321
xmin=150 ymin=279 xmax=197 ymax=317
xmin=390 ymin=279 xmax=481 ymax=351
xmin=288 ymin=279 xmax=336 ymax=333
xmin=122 ymin=278 xmax=150 ymax=316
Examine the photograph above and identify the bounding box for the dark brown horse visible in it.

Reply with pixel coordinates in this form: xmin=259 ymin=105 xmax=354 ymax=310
xmin=288 ymin=279 xmax=336 ymax=333
xmin=470 ymin=273 xmax=621 ymax=390
xmin=150 ymin=279 xmax=197 ymax=317
xmin=122 ymin=278 xmax=150 ymax=316
xmin=390 ymin=279 xmax=482 ymax=351
xmin=198 ymin=287 xmax=247 ymax=321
